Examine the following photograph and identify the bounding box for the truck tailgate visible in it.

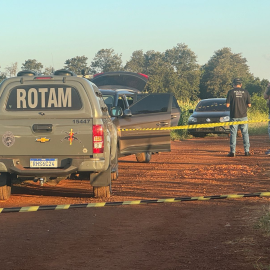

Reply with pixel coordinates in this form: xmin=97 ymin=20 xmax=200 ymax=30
xmin=0 ymin=119 xmax=93 ymax=156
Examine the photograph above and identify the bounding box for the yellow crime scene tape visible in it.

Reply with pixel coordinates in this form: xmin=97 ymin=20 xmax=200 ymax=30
xmin=1 ymin=192 xmax=270 ymax=214
xmin=119 ymin=118 xmax=269 ymax=131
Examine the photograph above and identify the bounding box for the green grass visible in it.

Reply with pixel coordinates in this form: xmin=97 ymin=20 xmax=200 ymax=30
xmin=254 ymin=207 xmax=270 ymax=236
xmin=248 ymin=123 xmax=268 ymax=136
xmin=253 ymin=263 xmax=270 ymax=270
xmin=253 ymin=207 xmax=270 ymax=269
xmin=248 ymin=110 xmax=268 ymax=136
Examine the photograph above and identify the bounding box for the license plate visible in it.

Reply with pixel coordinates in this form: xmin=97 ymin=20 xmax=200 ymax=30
xmin=30 ymin=158 xmax=58 ymax=168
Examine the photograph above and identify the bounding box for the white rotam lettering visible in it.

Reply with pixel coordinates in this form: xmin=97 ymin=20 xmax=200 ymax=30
xmin=17 ymin=89 xmax=27 ymax=108
xmin=58 ymin=88 xmax=71 ymax=107
xmin=39 ymin=88 xmax=48 ymax=108
xmin=16 ymin=87 xmax=72 ymax=109
xmin=28 ymin=88 xmax=38 ymax=108
xmin=47 ymin=88 xmax=58 ymax=107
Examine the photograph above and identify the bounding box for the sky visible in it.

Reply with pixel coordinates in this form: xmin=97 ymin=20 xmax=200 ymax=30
xmin=0 ymin=0 xmax=269 ymax=80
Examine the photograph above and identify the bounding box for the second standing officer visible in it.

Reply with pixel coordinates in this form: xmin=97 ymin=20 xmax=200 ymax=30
xmin=226 ymin=78 xmax=251 ymax=157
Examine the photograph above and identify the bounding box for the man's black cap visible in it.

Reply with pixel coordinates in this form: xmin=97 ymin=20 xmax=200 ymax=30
xmin=233 ymin=78 xmax=242 ymax=85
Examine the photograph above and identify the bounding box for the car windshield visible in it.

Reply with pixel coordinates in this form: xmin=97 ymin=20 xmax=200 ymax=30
xmin=195 ymin=100 xmax=228 ymax=112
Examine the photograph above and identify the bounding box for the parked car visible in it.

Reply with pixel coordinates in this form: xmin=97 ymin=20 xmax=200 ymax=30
xmin=188 ymin=98 xmax=230 ymax=137
xmin=91 ymin=72 xmax=181 ymax=163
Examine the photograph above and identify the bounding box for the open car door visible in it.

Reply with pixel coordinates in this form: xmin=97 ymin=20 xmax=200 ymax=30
xmin=114 ymin=93 xmax=172 ymax=156
xmin=135 ymin=93 xmax=181 ymax=127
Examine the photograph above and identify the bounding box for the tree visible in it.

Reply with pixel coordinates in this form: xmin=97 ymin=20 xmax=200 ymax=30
xmin=200 ymin=47 xmax=251 ymax=98
xmin=21 ymin=59 xmax=43 ymax=74
xmin=5 ymin=62 xmax=18 ymax=77
xmin=43 ymin=66 xmax=54 ymax=75
xmin=124 ymin=44 xmax=201 ymax=100
xmin=164 ymin=43 xmax=201 ymax=100
xmin=90 ymin=49 xmax=123 ymax=74
xmin=0 ymin=73 xmax=6 ymax=83
xmin=0 ymin=66 xmax=6 ymax=83
xmin=64 ymin=56 xmax=88 ymax=75
xmin=124 ymin=50 xmax=145 ymax=73
xmin=142 ymin=51 xmax=176 ymax=94
xmin=245 ymin=77 xmax=269 ymax=96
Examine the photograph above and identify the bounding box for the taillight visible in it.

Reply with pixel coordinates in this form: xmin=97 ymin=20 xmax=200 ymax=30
xmin=93 ymin=73 xmax=104 ymax=78
xmin=93 ymin=125 xmax=104 ymax=153
xmin=34 ymin=77 xmax=53 ymax=80
xmin=138 ymin=73 xmax=149 ymax=80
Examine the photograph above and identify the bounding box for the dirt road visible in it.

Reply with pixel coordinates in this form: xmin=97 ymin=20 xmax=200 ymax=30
xmin=1 ymin=135 xmax=270 ymax=269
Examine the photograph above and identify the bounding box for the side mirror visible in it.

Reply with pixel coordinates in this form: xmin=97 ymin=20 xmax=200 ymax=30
xmin=123 ymin=109 xmax=132 ymax=117
xmin=111 ymin=106 xmax=123 ymax=117
xmin=189 ymin=109 xmax=194 ymax=113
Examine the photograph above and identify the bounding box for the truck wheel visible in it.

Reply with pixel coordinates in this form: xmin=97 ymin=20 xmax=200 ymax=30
xmin=0 ymin=173 xmax=12 ymax=200
xmin=136 ymin=152 xmax=152 ymax=163
xmin=91 ymin=165 xmax=112 ymax=198
xmin=93 ymin=186 xmax=111 ymax=198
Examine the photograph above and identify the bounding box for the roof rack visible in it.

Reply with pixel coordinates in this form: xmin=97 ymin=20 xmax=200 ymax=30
xmin=17 ymin=70 xmax=36 ymax=76
xmin=53 ymin=69 xmax=76 ymax=76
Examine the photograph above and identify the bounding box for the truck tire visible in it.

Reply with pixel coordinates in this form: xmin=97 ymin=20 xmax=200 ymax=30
xmin=136 ymin=152 xmax=152 ymax=163
xmin=91 ymin=165 xmax=112 ymax=198
xmin=93 ymin=186 xmax=111 ymax=198
xmin=111 ymin=171 xmax=118 ymax=181
xmin=0 ymin=173 xmax=12 ymax=200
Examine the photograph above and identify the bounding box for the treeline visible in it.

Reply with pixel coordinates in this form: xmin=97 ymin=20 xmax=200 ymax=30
xmin=0 ymin=44 xmax=268 ymax=100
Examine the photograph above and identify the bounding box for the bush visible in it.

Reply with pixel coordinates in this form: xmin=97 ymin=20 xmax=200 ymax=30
xmin=249 ymin=94 xmax=268 ymax=115
xmin=170 ymin=99 xmax=199 ymax=140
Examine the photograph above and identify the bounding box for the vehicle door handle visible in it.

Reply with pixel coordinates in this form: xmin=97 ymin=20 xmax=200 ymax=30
xmin=156 ymin=122 xmax=169 ymax=126
xmin=32 ymin=124 xmax=53 ymax=133
xmin=171 ymin=115 xmax=177 ymax=119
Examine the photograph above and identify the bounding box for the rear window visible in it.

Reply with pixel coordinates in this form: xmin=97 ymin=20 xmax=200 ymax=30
xmin=195 ymin=100 xmax=228 ymax=112
xmin=92 ymin=74 xmax=146 ymax=91
xmin=6 ymin=85 xmax=82 ymax=111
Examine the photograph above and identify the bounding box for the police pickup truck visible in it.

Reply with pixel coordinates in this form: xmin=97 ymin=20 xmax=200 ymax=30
xmin=0 ymin=69 xmax=118 ymax=200
xmin=0 ymin=70 xmax=179 ymax=201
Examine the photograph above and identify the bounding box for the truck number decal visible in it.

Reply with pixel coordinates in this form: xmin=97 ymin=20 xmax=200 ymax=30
xmin=73 ymin=119 xmax=91 ymax=124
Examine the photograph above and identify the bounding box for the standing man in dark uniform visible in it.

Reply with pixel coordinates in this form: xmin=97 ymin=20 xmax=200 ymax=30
xmin=226 ymin=78 xmax=251 ymax=157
